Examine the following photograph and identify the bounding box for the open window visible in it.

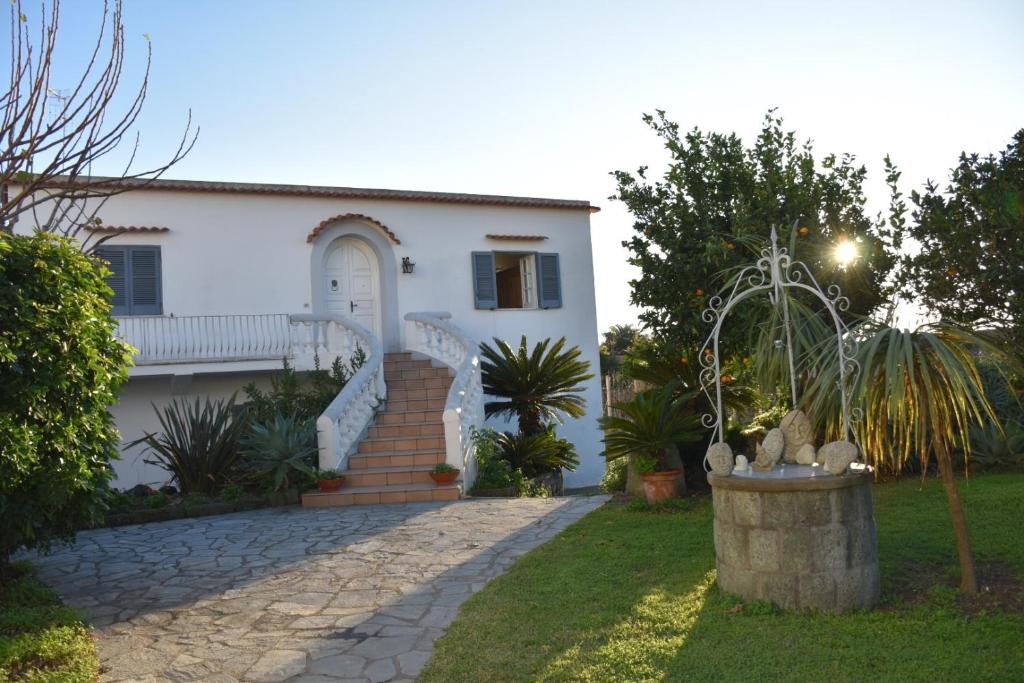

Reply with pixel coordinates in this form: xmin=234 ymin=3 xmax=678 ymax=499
xmin=472 ymin=251 xmax=561 ymax=310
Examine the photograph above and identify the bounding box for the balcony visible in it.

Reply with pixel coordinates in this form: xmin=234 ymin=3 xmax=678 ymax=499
xmin=114 ymin=313 xmax=360 ymax=376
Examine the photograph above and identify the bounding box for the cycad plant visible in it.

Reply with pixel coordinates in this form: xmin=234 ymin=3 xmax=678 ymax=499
xmin=805 ymin=321 xmax=1021 ymax=593
xmin=600 ymin=384 xmax=705 ymax=474
xmin=132 ymin=395 xmax=247 ymax=495
xmin=480 ymin=336 xmax=593 ymax=435
xmin=496 ymin=429 xmax=580 ymax=477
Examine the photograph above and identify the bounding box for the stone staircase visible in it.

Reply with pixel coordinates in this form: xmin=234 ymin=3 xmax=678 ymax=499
xmin=303 ymin=352 xmax=461 ymax=507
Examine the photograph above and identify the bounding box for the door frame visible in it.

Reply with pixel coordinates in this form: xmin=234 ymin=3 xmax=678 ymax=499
xmin=309 ymin=218 xmax=399 ymax=352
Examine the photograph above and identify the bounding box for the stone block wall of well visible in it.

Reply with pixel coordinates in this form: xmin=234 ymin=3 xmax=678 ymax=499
xmin=711 ymin=476 xmax=880 ymax=613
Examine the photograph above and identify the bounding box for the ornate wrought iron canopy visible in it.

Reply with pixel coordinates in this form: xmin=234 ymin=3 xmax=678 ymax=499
xmin=698 ymin=225 xmax=861 ymax=458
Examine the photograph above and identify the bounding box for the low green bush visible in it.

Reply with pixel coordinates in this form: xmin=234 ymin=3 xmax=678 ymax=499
xmin=244 ymin=350 xmax=365 ymax=424
xmin=600 ymin=457 xmax=627 ymax=493
xmin=0 ymin=233 xmax=132 ymax=565
xmin=143 ymin=492 xmax=169 ymax=510
xmin=221 ymin=484 xmax=244 ymax=503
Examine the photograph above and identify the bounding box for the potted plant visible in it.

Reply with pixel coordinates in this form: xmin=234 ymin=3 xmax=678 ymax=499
xmin=600 ymin=383 xmax=704 ymax=503
xmin=429 ymin=463 xmax=460 ymax=485
xmin=316 ymin=468 xmax=346 ymax=492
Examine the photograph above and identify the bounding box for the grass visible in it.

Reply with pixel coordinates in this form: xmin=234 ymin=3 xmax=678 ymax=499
xmin=0 ymin=563 xmax=98 ymax=682
xmin=421 ymin=473 xmax=1024 ymax=682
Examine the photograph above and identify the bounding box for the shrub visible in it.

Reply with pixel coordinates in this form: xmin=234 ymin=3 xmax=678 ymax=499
xmin=470 ymin=427 xmax=528 ymax=492
xmin=0 ymin=233 xmax=132 ymax=567
xmin=143 ymin=492 xmax=169 ymax=510
xmin=969 ymin=421 xmax=1024 ymax=471
xmin=496 ymin=429 xmax=579 ymax=477
xmin=221 ymin=484 xmax=244 ymax=503
xmin=240 ymin=414 xmax=317 ymax=492
xmin=600 ymin=457 xmax=627 ymax=493
xmin=244 ymin=350 xmax=365 ymax=424
xmin=130 ymin=396 xmax=248 ymax=495
xmin=432 ymin=463 xmax=458 ymax=474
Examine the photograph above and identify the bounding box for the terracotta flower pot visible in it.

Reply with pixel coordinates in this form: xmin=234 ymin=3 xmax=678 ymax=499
xmin=317 ymin=477 xmax=346 ymax=492
xmin=642 ymin=469 xmax=680 ymax=503
xmin=429 ymin=470 xmax=459 ymax=485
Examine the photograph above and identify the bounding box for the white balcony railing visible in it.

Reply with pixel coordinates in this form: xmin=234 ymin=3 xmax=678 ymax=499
xmin=115 ymin=314 xmax=293 ymax=365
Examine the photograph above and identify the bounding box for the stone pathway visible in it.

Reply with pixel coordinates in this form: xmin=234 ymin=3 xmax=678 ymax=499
xmin=30 ymin=496 xmax=607 ymax=682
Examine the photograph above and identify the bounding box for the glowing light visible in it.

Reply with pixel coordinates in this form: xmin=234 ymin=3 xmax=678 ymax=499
xmin=834 ymin=238 xmax=858 ymax=266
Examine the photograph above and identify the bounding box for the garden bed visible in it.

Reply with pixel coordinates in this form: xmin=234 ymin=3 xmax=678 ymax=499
xmin=101 ymin=496 xmax=278 ymax=528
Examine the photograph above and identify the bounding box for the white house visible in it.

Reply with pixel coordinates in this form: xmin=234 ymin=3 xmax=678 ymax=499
xmin=15 ymin=178 xmax=604 ymax=504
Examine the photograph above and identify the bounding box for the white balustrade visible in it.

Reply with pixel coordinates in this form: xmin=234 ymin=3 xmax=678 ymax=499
xmin=289 ymin=314 xmax=386 ymax=471
xmin=115 ymin=314 xmax=292 ymax=364
xmin=403 ymin=312 xmax=484 ymax=489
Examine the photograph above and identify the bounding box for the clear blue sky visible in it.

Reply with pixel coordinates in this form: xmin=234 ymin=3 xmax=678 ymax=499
xmin=49 ymin=1 xmax=1024 ymax=332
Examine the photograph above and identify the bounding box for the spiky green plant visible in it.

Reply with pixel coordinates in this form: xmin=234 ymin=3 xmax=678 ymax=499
xmin=600 ymin=384 xmax=705 ymax=471
xmin=131 ymin=395 xmax=247 ymax=495
xmin=480 ymin=336 xmax=594 ymax=435
xmin=804 ymin=321 xmax=1021 ymax=593
xmin=240 ymin=414 xmax=317 ymax=492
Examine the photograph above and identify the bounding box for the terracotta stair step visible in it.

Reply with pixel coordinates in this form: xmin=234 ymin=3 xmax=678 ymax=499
xmin=348 ymin=449 xmax=446 ymax=469
xmin=384 ymin=398 xmax=446 ymax=413
xmin=385 ymin=377 xmax=453 ymax=391
xmin=375 ymin=409 xmax=444 ymax=425
xmin=387 ymin=386 xmax=449 ymax=402
xmin=368 ymin=422 xmax=444 ymax=439
xmin=358 ymin=435 xmax=444 ymax=454
xmin=303 ymin=482 xmax=461 ymax=507
xmin=384 ymin=367 xmax=453 ymax=381
xmin=382 ymin=352 xmax=413 ymax=361
xmin=344 ymin=464 xmax=441 ymax=487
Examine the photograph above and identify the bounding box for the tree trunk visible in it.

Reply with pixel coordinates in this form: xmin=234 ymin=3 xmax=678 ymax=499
xmin=665 ymin=444 xmax=687 ymax=496
xmin=625 ymin=456 xmax=645 ymax=498
xmin=933 ymin=437 xmax=978 ymax=594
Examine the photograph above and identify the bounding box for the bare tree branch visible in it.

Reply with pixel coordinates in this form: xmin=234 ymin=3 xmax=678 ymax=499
xmin=0 ymin=0 xmax=198 ymax=243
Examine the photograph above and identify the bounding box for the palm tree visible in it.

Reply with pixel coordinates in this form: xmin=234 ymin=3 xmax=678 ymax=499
xmin=805 ymin=321 xmax=1021 ymax=593
xmin=480 ymin=336 xmax=594 ymax=435
xmin=600 ymin=384 xmax=705 ymax=472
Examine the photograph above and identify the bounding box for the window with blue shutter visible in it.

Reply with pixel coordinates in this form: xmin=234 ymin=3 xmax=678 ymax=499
xmin=472 ymin=251 xmax=498 ymax=309
xmin=536 ymin=253 xmax=562 ymax=309
xmin=474 ymin=250 xmax=562 ymax=310
xmin=95 ymin=245 xmax=163 ymax=316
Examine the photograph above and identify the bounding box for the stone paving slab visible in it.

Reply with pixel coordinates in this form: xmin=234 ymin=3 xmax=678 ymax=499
xmin=30 ymin=496 xmax=608 ymax=682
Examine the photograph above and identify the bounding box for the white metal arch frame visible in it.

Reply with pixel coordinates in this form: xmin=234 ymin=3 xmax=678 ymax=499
xmin=698 ymin=225 xmax=861 ymax=462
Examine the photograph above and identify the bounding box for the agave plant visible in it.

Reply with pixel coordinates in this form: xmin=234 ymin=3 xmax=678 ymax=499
xmin=600 ymin=384 xmax=705 ymax=471
xmin=240 ymin=414 xmax=318 ymax=492
xmin=480 ymin=336 xmax=594 ymax=435
xmin=805 ymin=321 xmax=1022 ymax=593
xmin=131 ymin=395 xmax=247 ymax=495
xmin=496 ymin=429 xmax=580 ymax=478
xmin=968 ymin=420 xmax=1024 ymax=470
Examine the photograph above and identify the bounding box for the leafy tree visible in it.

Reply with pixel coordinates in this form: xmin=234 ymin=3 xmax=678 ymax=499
xmin=891 ymin=130 xmax=1024 ymax=345
xmin=480 ymin=336 xmax=593 ymax=435
xmin=0 ymin=233 xmax=131 ymax=571
xmin=612 ymin=110 xmax=896 ymax=353
xmin=600 ymin=324 xmax=641 ymax=375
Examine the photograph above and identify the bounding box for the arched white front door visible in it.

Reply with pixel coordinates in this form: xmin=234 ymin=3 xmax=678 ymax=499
xmin=324 ymin=237 xmax=383 ymax=341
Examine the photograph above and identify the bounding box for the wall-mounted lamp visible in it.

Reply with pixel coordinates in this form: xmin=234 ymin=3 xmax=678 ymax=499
xmin=401 ymin=256 xmax=416 ymax=274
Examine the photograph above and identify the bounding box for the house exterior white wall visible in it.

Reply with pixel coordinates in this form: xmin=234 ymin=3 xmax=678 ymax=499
xmin=14 ymin=185 xmax=605 ymax=489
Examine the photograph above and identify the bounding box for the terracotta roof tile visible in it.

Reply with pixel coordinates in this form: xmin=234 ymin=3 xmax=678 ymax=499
xmin=43 ymin=176 xmax=600 ymax=213
xmin=87 ymin=225 xmax=169 ymax=233
xmin=307 ymin=214 xmax=400 ymax=244
xmin=485 ymin=234 xmax=548 ymax=241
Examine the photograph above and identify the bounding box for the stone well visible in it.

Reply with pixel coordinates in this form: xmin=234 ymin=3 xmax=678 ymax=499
xmin=709 ymin=466 xmax=879 ymax=613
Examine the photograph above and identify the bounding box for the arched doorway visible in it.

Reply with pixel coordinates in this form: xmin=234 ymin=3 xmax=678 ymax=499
xmin=323 ymin=236 xmax=383 ymax=342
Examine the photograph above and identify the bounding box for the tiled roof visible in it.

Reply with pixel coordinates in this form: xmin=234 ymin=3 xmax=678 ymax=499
xmin=307 ymin=214 xmax=400 ymax=244
xmin=86 ymin=225 xmax=169 ymax=233
xmin=486 ymin=234 xmax=548 ymax=241
xmin=49 ymin=176 xmax=600 ymax=213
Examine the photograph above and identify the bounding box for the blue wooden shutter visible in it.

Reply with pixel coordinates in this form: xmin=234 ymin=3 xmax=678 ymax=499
xmin=128 ymin=246 xmax=162 ymax=315
xmin=537 ymin=253 xmax=562 ymax=309
xmin=472 ymin=251 xmax=498 ymax=309
xmin=96 ymin=247 xmax=129 ymax=315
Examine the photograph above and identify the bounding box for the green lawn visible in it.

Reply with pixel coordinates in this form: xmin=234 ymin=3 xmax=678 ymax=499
xmin=422 ymin=473 xmax=1024 ymax=683
xmin=0 ymin=564 xmax=98 ymax=683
